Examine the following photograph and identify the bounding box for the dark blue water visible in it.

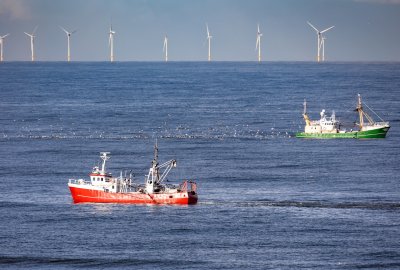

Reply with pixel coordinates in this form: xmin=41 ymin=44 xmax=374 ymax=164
xmin=0 ymin=62 xmax=399 ymax=269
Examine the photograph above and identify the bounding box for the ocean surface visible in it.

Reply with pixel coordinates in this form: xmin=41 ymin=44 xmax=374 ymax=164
xmin=0 ymin=62 xmax=399 ymax=269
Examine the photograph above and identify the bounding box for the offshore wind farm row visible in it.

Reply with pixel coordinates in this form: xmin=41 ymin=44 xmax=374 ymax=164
xmin=0 ymin=21 xmax=334 ymax=63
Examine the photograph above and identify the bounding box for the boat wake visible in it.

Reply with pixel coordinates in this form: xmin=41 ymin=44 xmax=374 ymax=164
xmin=0 ymin=255 xmax=205 ymax=268
xmin=0 ymin=130 xmax=295 ymax=141
xmin=200 ymin=200 xmax=400 ymax=210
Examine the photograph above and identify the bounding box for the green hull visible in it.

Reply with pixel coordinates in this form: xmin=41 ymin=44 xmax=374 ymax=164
xmin=296 ymin=127 xmax=390 ymax=139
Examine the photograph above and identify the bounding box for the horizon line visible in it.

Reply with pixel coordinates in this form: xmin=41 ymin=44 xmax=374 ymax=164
xmin=1 ymin=60 xmax=400 ymax=63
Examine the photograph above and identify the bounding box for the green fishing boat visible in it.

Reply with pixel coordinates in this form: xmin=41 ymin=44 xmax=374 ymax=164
xmin=296 ymin=94 xmax=390 ymax=139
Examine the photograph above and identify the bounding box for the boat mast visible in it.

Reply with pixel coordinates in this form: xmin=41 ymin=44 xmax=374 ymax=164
xmin=303 ymin=99 xmax=311 ymax=126
xmin=100 ymin=152 xmax=110 ymax=174
xmin=152 ymin=140 xmax=160 ymax=182
xmin=357 ymin=94 xmax=364 ymax=129
xmin=356 ymin=94 xmax=375 ymax=128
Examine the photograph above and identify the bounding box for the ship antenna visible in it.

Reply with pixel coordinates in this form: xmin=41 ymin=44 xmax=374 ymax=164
xmin=303 ymin=99 xmax=307 ymax=115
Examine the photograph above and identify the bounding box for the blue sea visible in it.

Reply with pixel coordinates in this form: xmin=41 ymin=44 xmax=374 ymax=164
xmin=0 ymin=62 xmax=399 ymax=269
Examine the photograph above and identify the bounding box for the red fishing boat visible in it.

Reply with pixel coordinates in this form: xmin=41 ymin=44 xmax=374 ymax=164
xmin=68 ymin=143 xmax=198 ymax=205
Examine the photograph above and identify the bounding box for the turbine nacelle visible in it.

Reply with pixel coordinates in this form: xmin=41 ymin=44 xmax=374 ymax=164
xmin=206 ymin=24 xmax=212 ymax=39
xmin=109 ymin=24 xmax=115 ymax=35
xmin=25 ymin=25 xmax=38 ymax=39
xmin=24 ymin=32 xmax=34 ymax=38
xmin=257 ymin=24 xmax=262 ymax=36
xmin=59 ymin=26 xmax=77 ymax=36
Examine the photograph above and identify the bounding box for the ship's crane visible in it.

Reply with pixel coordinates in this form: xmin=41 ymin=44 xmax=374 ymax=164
xmin=146 ymin=141 xmax=177 ymax=193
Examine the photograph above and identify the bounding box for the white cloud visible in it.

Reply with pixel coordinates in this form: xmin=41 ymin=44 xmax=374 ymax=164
xmin=0 ymin=0 xmax=31 ymax=20
xmin=354 ymin=0 xmax=400 ymax=4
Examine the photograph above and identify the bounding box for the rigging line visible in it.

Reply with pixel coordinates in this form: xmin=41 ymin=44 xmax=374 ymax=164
xmin=146 ymin=192 xmax=158 ymax=204
xmin=363 ymin=102 xmax=385 ymax=122
xmin=342 ymin=99 xmax=356 ymax=113
xmin=344 ymin=105 xmax=355 ymax=113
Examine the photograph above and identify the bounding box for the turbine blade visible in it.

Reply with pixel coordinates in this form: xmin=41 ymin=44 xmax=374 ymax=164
xmin=258 ymin=24 xmax=260 ymax=33
xmin=32 ymin=25 xmax=38 ymax=35
xmin=256 ymin=36 xmax=260 ymax=50
xmin=59 ymin=26 xmax=68 ymax=34
xmin=307 ymin=21 xmax=319 ymax=33
xmin=320 ymin=26 xmax=335 ymax=34
xmin=2 ymin=34 xmax=10 ymax=38
xmin=71 ymin=29 xmax=78 ymax=34
xmin=24 ymin=32 xmax=32 ymax=37
xmin=206 ymin=23 xmax=210 ymax=37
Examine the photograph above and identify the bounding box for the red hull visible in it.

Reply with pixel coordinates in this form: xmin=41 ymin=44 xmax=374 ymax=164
xmin=69 ymin=186 xmax=198 ymax=205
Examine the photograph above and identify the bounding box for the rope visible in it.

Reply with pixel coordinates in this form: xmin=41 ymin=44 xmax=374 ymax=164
xmin=146 ymin=192 xmax=158 ymax=204
xmin=363 ymin=102 xmax=385 ymax=122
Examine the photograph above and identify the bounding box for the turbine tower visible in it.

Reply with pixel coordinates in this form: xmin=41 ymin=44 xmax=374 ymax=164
xmin=59 ymin=26 xmax=77 ymax=62
xmin=321 ymin=36 xmax=327 ymax=61
xmin=0 ymin=33 xmax=10 ymax=62
xmin=206 ymin=24 xmax=212 ymax=61
xmin=256 ymin=24 xmax=263 ymax=62
xmin=163 ymin=35 xmax=168 ymax=62
xmin=24 ymin=26 xmax=38 ymax=61
xmin=109 ymin=25 xmax=115 ymax=62
xmin=307 ymin=21 xmax=334 ymax=62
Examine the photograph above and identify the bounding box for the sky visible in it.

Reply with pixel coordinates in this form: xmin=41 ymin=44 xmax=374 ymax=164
xmin=0 ymin=0 xmax=399 ymax=61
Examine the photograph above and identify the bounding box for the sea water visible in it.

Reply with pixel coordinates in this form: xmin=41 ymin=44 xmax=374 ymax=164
xmin=0 ymin=62 xmax=399 ymax=269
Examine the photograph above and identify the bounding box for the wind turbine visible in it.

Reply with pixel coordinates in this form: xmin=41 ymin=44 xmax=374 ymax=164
xmin=163 ymin=35 xmax=168 ymax=62
xmin=256 ymin=24 xmax=263 ymax=62
xmin=307 ymin=21 xmax=334 ymax=62
xmin=24 ymin=26 xmax=38 ymax=61
xmin=59 ymin=26 xmax=77 ymax=62
xmin=0 ymin=33 xmax=10 ymax=62
xmin=109 ymin=25 xmax=115 ymax=62
xmin=206 ymin=24 xmax=212 ymax=61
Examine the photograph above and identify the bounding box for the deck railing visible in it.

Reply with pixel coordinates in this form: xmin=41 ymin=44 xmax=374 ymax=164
xmin=373 ymin=121 xmax=389 ymax=126
xmin=179 ymin=180 xmax=197 ymax=192
xmin=68 ymin=179 xmax=91 ymax=185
